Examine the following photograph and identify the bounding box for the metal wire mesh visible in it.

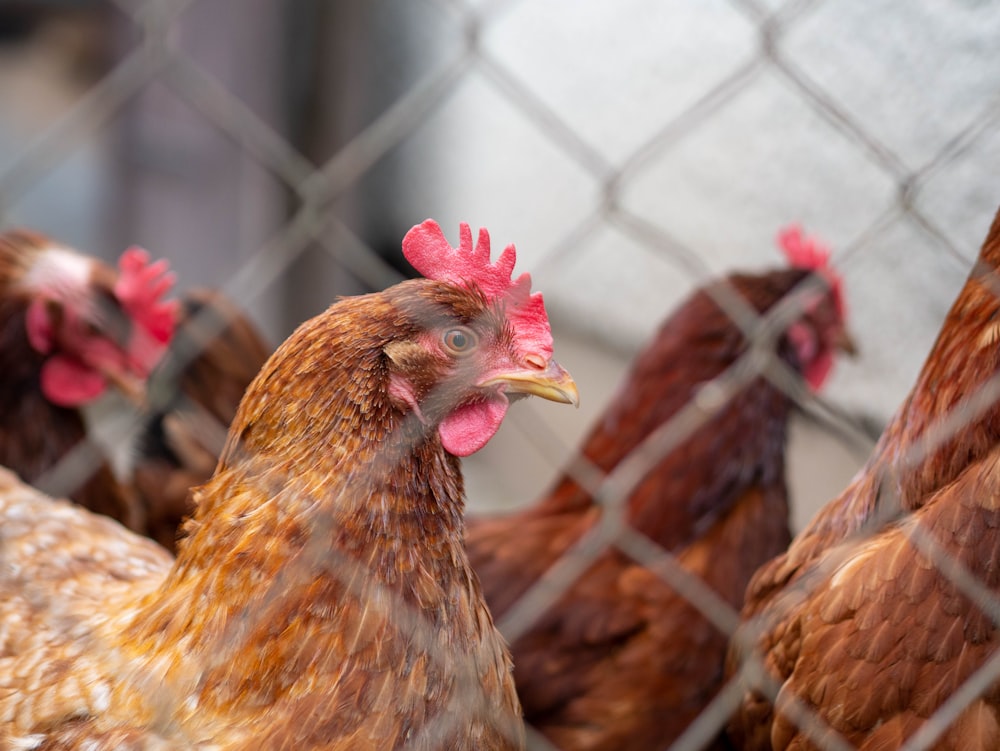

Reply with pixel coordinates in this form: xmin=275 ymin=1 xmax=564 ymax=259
xmin=1 ymin=0 xmax=1000 ymax=749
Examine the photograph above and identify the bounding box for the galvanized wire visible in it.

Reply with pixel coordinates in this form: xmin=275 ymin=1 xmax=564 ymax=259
xmin=2 ymin=1 xmax=1000 ymax=750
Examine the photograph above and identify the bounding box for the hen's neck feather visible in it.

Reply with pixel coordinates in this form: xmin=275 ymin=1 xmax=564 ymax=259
xmin=531 ymin=272 xmax=804 ymax=551
xmin=145 ymin=289 xmax=470 ymax=623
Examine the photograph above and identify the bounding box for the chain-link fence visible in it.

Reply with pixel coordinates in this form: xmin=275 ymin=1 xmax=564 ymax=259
xmin=1 ymin=0 xmax=1000 ymax=749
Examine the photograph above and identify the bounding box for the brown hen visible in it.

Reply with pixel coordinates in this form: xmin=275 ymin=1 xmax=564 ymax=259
xmin=729 ymin=204 xmax=1000 ymax=750
xmin=0 ymin=229 xmax=176 ymax=531
xmin=0 ymin=230 xmax=267 ymax=551
xmin=0 ymin=220 xmax=578 ymax=750
xmin=465 ymin=228 xmax=853 ymax=750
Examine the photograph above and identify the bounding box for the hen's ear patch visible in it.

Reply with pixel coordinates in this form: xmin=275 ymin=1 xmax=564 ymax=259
xmin=25 ymin=298 xmax=56 ymax=354
xmin=384 ymin=340 xmax=428 ymax=368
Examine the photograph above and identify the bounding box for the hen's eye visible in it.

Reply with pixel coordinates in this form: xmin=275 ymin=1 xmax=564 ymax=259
xmin=442 ymin=327 xmax=478 ymax=355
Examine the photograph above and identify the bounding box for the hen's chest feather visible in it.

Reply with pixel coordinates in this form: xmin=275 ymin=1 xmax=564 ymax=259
xmin=0 ymin=464 xmax=522 ymax=751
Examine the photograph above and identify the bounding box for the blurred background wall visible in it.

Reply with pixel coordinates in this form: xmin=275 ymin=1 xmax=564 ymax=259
xmin=1 ymin=0 xmax=998 ymax=529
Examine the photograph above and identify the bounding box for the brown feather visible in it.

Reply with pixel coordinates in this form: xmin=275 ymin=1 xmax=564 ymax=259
xmin=730 ymin=205 xmax=1000 ymax=750
xmin=133 ymin=287 xmax=271 ymax=550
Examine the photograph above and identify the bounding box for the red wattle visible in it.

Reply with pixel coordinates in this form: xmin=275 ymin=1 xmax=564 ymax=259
xmin=40 ymin=356 xmax=107 ymax=406
xmin=438 ymin=399 xmax=508 ymax=457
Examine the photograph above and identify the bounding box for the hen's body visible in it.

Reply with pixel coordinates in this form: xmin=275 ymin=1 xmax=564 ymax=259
xmin=729 ymin=207 xmax=1000 ymax=750
xmin=0 ymin=221 xmax=576 ymax=750
xmin=467 ymin=261 xmax=850 ymax=750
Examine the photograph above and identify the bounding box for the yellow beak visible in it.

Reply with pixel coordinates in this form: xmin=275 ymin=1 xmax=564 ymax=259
xmin=479 ymin=359 xmax=580 ymax=407
xmin=99 ymin=364 xmax=148 ymax=409
xmin=835 ymin=327 xmax=859 ymax=357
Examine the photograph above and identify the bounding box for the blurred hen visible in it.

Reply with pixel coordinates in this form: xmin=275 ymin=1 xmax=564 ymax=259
xmin=0 ymin=229 xmax=270 ymax=550
xmin=466 ymin=227 xmax=853 ymax=750
xmin=0 ymin=229 xmax=176 ymax=531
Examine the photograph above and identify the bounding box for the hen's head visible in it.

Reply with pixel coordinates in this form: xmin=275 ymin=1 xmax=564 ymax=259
xmin=385 ymin=220 xmax=578 ymax=456
xmin=775 ymin=224 xmax=853 ymax=390
xmin=1 ymin=230 xmax=178 ymax=407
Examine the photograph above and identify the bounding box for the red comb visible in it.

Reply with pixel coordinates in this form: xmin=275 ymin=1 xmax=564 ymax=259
xmin=403 ymin=220 xmax=553 ymax=357
xmin=114 ymin=247 xmax=179 ymax=373
xmin=776 ymin=224 xmax=845 ymax=318
xmin=777 ymin=224 xmax=831 ymax=270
